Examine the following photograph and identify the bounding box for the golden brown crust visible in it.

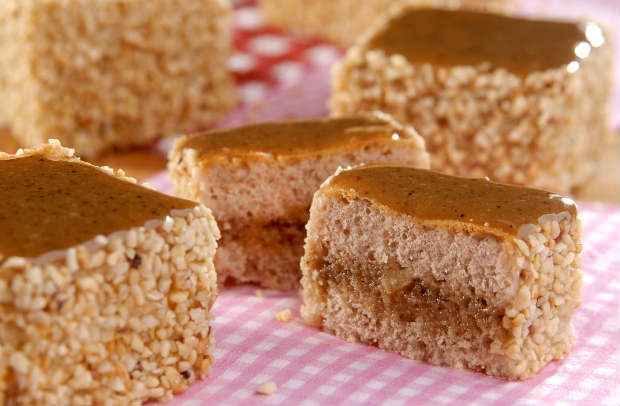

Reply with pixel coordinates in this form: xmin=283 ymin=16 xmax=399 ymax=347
xmin=323 ymin=165 xmax=576 ymax=238
xmin=367 ymin=7 xmax=594 ymax=77
xmin=176 ymin=113 xmax=426 ymax=164
xmin=0 ymin=151 xmax=196 ymax=259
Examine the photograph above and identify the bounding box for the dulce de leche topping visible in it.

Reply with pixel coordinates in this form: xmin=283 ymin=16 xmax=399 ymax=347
xmin=368 ymin=7 xmax=603 ymax=76
xmin=325 ymin=166 xmax=576 ymax=237
xmin=0 ymin=156 xmax=196 ymax=259
xmin=180 ymin=115 xmax=409 ymax=161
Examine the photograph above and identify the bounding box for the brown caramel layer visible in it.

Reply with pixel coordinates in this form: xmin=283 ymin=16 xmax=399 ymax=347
xmin=325 ymin=166 xmax=576 ymax=236
xmin=0 ymin=156 xmax=196 ymax=259
xmin=180 ymin=116 xmax=407 ymax=160
xmin=368 ymin=8 xmax=597 ymax=76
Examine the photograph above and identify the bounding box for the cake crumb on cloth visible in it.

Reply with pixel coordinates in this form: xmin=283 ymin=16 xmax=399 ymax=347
xmin=256 ymin=381 xmax=278 ymax=396
xmin=275 ymin=308 xmax=293 ymax=323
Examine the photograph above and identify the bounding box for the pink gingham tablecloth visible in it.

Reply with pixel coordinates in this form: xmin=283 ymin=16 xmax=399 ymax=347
xmin=154 ymin=1 xmax=620 ymax=404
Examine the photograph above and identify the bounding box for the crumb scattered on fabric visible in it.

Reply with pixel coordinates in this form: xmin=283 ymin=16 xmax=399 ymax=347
xmin=275 ymin=308 xmax=293 ymax=323
xmin=256 ymin=381 xmax=277 ymax=396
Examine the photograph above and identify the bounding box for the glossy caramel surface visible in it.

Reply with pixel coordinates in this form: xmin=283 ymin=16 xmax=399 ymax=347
xmin=181 ymin=116 xmax=406 ymax=160
xmin=368 ymin=8 xmax=595 ymax=76
xmin=0 ymin=156 xmax=196 ymax=259
xmin=325 ymin=166 xmax=576 ymax=236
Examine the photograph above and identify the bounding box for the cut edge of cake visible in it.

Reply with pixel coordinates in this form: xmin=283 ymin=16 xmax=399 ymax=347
xmin=168 ymin=113 xmax=430 ymax=290
xmin=168 ymin=112 xmax=430 ymax=228
xmin=301 ymin=166 xmax=582 ymax=380
xmin=260 ymin=0 xmax=514 ymax=47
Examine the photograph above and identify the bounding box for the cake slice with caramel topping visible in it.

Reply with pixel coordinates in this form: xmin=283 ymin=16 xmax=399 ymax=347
xmin=0 ymin=140 xmax=220 ymax=404
xmin=301 ymin=165 xmax=582 ymax=379
xmin=169 ymin=113 xmax=429 ymax=290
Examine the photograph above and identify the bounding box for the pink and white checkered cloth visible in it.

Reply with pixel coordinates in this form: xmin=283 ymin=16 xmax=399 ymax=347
xmin=154 ymin=1 xmax=620 ymax=404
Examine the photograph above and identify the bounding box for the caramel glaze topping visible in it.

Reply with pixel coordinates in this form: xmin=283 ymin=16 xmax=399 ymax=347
xmin=325 ymin=166 xmax=576 ymax=237
xmin=0 ymin=156 xmax=196 ymax=259
xmin=181 ymin=116 xmax=407 ymax=161
xmin=368 ymin=8 xmax=597 ymax=76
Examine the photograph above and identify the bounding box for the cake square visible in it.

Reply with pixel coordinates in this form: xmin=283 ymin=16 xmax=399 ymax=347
xmin=0 ymin=140 xmax=220 ymax=404
xmin=260 ymin=0 xmax=512 ymax=46
xmin=0 ymin=0 xmax=236 ymax=158
xmin=301 ymin=165 xmax=582 ymax=379
xmin=331 ymin=6 xmax=613 ymax=193
xmin=169 ymin=113 xmax=430 ymax=290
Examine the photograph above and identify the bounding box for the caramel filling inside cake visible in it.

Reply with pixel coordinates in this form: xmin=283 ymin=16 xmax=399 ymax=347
xmin=178 ymin=116 xmax=409 ymax=161
xmin=0 ymin=155 xmax=196 ymax=259
xmin=323 ymin=261 xmax=506 ymax=368
xmin=223 ymin=222 xmax=307 ymax=254
xmin=368 ymin=8 xmax=602 ymax=76
xmin=325 ymin=166 xmax=576 ymax=236
xmin=216 ymin=221 xmax=306 ymax=290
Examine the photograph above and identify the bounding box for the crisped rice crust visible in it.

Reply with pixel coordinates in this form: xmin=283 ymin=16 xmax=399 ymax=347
xmin=0 ymin=0 xmax=236 ymax=158
xmin=331 ymin=6 xmax=613 ymax=194
xmin=0 ymin=141 xmax=221 ymax=405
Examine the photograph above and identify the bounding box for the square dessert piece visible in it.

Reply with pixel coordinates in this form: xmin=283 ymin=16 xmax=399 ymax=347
xmin=301 ymin=165 xmax=582 ymax=379
xmin=169 ymin=113 xmax=430 ymax=290
xmin=260 ymin=0 xmax=511 ymax=46
xmin=0 ymin=140 xmax=220 ymax=404
xmin=331 ymin=6 xmax=613 ymax=194
xmin=0 ymin=0 xmax=236 ymax=158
